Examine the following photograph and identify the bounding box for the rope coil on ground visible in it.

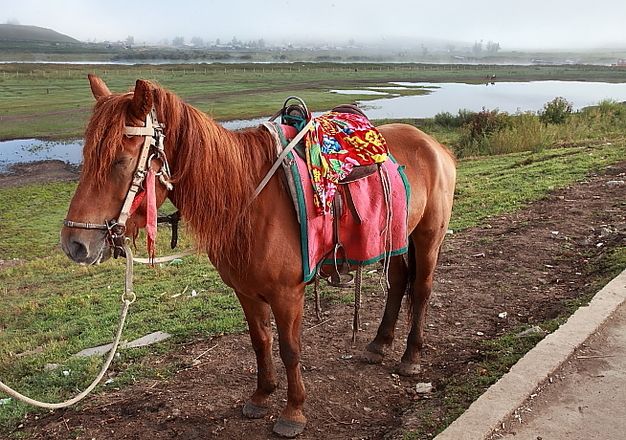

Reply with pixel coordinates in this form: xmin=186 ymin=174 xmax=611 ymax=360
xmin=0 ymin=243 xmax=135 ymax=409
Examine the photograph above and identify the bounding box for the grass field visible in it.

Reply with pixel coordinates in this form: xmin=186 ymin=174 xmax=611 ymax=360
xmin=1 ymin=61 xmax=625 ymax=435
xmin=1 ymin=139 xmax=625 ymax=433
xmin=1 ymin=62 xmax=625 ymax=140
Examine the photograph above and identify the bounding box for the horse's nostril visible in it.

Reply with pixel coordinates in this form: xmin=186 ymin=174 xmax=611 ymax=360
xmin=68 ymin=239 xmax=88 ymax=262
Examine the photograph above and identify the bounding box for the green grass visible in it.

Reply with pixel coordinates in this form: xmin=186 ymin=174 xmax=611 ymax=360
xmin=1 ymin=61 xmax=626 ymax=435
xmin=1 ymin=138 xmax=625 ymax=433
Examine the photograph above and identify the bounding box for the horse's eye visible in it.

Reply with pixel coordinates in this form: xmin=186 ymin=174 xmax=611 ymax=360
xmin=113 ymin=158 xmax=129 ymax=167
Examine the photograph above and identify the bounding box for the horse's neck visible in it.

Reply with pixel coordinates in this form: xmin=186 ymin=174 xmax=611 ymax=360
xmin=165 ymin=107 xmax=276 ymax=265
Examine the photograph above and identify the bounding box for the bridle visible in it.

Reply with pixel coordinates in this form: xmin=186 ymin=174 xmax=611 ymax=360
xmin=63 ymin=106 xmax=173 ymax=259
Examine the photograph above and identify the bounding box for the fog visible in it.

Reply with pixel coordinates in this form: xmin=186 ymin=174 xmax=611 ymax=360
xmin=2 ymin=0 xmax=625 ymax=50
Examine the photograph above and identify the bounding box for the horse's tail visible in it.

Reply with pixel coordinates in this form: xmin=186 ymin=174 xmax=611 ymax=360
xmin=405 ymin=237 xmax=417 ymax=321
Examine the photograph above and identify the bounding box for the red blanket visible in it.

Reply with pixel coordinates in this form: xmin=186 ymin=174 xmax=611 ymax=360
xmin=288 ymin=151 xmax=410 ymax=282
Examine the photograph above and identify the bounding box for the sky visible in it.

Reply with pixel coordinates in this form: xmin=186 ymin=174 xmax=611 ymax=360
xmin=2 ymin=0 xmax=625 ymax=50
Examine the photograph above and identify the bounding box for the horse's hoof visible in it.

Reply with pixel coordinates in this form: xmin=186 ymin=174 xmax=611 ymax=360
xmin=363 ymin=348 xmax=384 ymax=364
xmin=273 ymin=417 xmax=306 ymax=438
xmin=363 ymin=342 xmax=384 ymax=364
xmin=242 ymin=401 xmax=269 ymax=419
xmin=396 ymin=361 xmax=421 ymax=376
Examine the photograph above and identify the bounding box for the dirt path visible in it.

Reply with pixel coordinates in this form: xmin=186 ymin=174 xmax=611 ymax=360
xmin=8 ymin=161 xmax=626 ymax=439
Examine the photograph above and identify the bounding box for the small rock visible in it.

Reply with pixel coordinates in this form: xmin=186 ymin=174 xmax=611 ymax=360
xmin=125 ymin=331 xmax=172 ymax=348
xmin=498 ymin=312 xmax=508 ymax=319
xmin=517 ymin=326 xmax=547 ymax=338
xmin=472 ymin=252 xmax=486 ymax=258
xmin=62 ymin=370 xmax=71 ymax=377
xmin=606 ymin=180 xmax=625 ymax=187
xmin=104 ymin=378 xmax=115 ymax=385
xmin=596 ymin=242 xmax=604 ymax=248
xmin=446 ymin=229 xmax=454 ymax=235
xmin=191 ymin=289 xmax=198 ymax=297
xmin=476 ymin=331 xmax=485 ymax=336
xmin=363 ymin=406 xmax=372 ymax=412
xmin=339 ymin=354 xmax=353 ymax=360
xmin=414 ymin=382 xmax=433 ymax=394
xmin=550 ymin=231 xmax=559 ymax=235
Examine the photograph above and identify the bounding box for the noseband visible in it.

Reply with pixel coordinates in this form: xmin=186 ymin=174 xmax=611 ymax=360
xmin=64 ymin=106 xmax=173 ymax=258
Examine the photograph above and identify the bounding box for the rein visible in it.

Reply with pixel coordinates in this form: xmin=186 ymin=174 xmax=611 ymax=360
xmin=0 ymin=107 xmax=178 ymax=409
xmin=0 ymin=242 xmax=136 ymax=409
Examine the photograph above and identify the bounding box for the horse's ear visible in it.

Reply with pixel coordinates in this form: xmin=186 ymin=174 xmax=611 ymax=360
xmin=130 ymin=79 xmax=153 ymax=120
xmin=88 ymin=74 xmax=111 ymax=99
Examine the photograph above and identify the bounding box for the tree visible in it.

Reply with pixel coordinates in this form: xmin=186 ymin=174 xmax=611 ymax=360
xmin=125 ymin=35 xmax=134 ymax=47
xmin=486 ymin=41 xmax=501 ymax=54
xmin=472 ymin=40 xmax=483 ymax=56
xmin=6 ymin=18 xmax=20 ymax=25
xmin=191 ymin=36 xmax=204 ymax=47
xmin=172 ymin=36 xmax=185 ymax=47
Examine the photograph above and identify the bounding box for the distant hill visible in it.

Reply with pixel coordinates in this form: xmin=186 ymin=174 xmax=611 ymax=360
xmin=0 ymin=24 xmax=78 ymax=43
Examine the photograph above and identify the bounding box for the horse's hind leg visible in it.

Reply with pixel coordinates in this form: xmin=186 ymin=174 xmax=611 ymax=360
xmin=270 ymin=289 xmax=307 ymax=438
xmin=363 ymin=254 xmax=409 ymax=363
xmin=397 ymin=230 xmax=446 ymax=376
xmin=236 ymin=292 xmax=278 ymax=419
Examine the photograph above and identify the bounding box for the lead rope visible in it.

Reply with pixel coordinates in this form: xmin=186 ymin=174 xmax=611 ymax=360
xmin=0 ymin=241 xmax=136 ymax=409
xmin=313 ymin=274 xmax=322 ymax=321
xmin=352 ymin=265 xmax=363 ymax=345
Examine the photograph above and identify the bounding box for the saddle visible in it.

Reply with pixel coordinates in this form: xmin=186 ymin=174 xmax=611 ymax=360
xmin=277 ymin=98 xmax=384 ymax=287
xmin=280 ymin=99 xmax=379 ymax=185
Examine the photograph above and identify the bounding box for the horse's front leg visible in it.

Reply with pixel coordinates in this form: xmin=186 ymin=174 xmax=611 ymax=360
xmin=236 ymin=292 xmax=278 ymax=419
xmin=270 ymin=288 xmax=306 ymax=438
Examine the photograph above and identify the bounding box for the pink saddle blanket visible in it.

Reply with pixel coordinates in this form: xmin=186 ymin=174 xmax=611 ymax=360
xmin=286 ymin=151 xmax=410 ymax=282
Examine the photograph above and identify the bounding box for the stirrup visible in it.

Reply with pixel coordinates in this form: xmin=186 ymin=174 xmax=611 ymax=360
xmin=326 ymin=272 xmax=354 ymax=288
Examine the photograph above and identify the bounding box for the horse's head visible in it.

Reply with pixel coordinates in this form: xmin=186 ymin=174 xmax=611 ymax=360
xmin=60 ymin=75 xmax=171 ymax=264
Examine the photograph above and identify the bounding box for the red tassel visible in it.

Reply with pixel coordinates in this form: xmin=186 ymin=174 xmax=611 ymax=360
xmin=146 ymin=168 xmax=157 ymax=262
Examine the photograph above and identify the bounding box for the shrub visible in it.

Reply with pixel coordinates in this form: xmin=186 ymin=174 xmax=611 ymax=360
xmin=487 ymin=112 xmax=550 ymax=154
xmin=539 ymin=97 xmax=573 ymax=125
xmin=433 ymin=109 xmax=476 ymax=128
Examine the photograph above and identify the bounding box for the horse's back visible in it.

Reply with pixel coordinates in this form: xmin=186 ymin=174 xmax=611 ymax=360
xmin=378 ymin=123 xmax=456 ymax=231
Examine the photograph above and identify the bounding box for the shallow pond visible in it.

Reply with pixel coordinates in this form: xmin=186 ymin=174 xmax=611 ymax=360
xmin=2 ymin=80 xmax=625 ymax=170
xmin=360 ymin=80 xmax=626 ymax=119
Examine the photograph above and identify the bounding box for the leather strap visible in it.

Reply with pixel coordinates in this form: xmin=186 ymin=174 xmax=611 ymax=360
xmin=253 ymin=119 xmax=314 ymax=199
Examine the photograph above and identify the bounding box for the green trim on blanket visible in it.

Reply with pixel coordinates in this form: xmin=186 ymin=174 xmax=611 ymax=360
xmin=287 ymin=151 xmax=317 ymax=283
xmin=287 ymin=148 xmax=412 ymax=283
xmin=319 ymin=154 xmax=411 ymax=267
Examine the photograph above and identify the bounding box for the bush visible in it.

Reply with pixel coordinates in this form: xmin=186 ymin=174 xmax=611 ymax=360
xmin=487 ymin=112 xmax=550 ymax=155
xmin=456 ymin=109 xmax=511 ymax=155
xmin=433 ymin=109 xmax=476 ymax=128
xmin=539 ymin=97 xmax=573 ymax=125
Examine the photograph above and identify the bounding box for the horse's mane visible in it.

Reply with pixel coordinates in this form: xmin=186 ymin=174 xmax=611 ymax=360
xmin=82 ymin=81 xmax=277 ymax=267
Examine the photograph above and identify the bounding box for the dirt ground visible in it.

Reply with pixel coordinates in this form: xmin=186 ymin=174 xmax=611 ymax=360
xmin=2 ymin=160 xmax=626 ymax=440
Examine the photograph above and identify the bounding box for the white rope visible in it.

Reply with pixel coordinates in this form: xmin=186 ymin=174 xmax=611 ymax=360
xmin=0 ymin=244 xmax=136 ymax=409
xmin=379 ymin=164 xmax=393 ymax=291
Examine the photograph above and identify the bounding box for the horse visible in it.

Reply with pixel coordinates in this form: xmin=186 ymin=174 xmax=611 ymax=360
xmin=60 ymin=75 xmax=456 ymax=438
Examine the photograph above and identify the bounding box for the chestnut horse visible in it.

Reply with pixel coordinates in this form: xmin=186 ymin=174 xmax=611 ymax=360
xmin=60 ymin=75 xmax=456 ymax=438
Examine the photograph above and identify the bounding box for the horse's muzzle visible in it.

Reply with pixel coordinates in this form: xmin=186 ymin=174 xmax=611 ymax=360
xmin=60 ymin=228 xmax=112 ymax=265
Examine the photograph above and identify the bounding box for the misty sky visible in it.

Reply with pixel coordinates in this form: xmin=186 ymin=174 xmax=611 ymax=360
xmin=2 ymin=0 xmax=625 ymax=50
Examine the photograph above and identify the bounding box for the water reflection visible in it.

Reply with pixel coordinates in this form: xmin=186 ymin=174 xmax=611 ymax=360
xmin=0 ymin=138 xmax=83 ymax=172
